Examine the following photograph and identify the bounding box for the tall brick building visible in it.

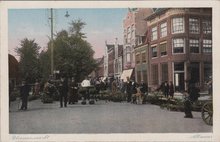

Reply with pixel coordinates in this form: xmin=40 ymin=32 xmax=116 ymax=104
xmin=145 ymin=8 xmax=212 ymax=91
xmin=123 ymin=8 xmax=153 ymax=70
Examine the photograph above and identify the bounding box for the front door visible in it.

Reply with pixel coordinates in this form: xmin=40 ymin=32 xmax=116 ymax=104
xmin=174 ymin=73 xmax=185 ymax=92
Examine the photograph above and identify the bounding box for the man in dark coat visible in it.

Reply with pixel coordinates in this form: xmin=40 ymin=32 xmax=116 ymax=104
xmin=20 ymin=81 xmax=30 ymax=110
xmin=140 ymin=81 xmax=148 ymax=104
xmin=169 ymin=81 xmax=174 ymax=98
xmin=184 ymin=81 xmax=200 ymax=118
xmin=140 ymin=80 xmax=148 ymax=95
xmin=125 ymin=77 xmax=132 ymax=102
xmin=59 ymin=77 xmax=68 ymax=107
xmin=163 ymin=81 xmax=169 ymax=98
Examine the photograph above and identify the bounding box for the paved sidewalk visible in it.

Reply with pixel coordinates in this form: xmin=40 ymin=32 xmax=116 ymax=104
xmin=9 ymin=99 xmax=212 ymax=134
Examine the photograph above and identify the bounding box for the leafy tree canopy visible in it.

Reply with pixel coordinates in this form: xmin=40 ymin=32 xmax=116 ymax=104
xmin=16 ymin=38 xmax=41 ymax=83
xmin=40 ymin=19 xmax=97 ymax=82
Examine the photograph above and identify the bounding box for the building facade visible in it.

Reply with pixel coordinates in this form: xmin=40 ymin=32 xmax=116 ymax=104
xmin=123 ymin=8 xmax=153 ymax=70
xmin=134 ymin=44 xmax=148 ymax=84
xmin=9 ymin=54 xmax=19 ymax=86
xmin=104 ymin=39 xmax=123 ymax=78
xmin=145 ymin=8 xmax=212 ymax=91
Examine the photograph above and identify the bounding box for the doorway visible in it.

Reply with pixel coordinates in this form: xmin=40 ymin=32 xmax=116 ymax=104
xmin=174 ymin=62 xmax=185 ymax=92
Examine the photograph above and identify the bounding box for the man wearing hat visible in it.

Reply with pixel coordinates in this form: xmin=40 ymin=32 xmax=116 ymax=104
xmin=20 ymin=80 xmax=31 ymax=110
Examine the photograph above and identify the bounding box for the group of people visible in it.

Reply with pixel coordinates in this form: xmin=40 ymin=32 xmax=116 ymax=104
xmin=124 ymin=77 xmax=148 ymax=104
xmin=44 ymin=77 xmax=79 ymax=108
xmin=157 ymin=81 xmax=174 ymax=98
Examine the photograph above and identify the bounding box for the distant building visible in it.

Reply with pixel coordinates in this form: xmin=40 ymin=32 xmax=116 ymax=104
xmin=90 ymin=57 xmax=104 ymax=79
xmin=9 ymin=54 xmax=19 ymax=86
xmin=97 ymin=57 xmax=104 ymax=78
xmin=104 ymin=38 xmax=123 ymax=79
xmin=145 ymin=8 xmax=212 ymax=91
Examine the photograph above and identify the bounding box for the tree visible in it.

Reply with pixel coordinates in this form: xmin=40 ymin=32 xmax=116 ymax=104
xmin=69 ymin=19 xmax=86 ymax=39
xmin=16 ymin=38 xmax=41 ymax=83
xmin=39 ymin=20 xmax=97 ymax=83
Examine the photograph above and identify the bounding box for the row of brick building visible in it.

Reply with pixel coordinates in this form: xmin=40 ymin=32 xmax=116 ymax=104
xmin=96 ymin=8 xmax=212 ymax=92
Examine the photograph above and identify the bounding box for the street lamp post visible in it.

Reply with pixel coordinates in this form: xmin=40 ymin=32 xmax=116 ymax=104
xmin=49 ymin=9 xmax=70 ymax=78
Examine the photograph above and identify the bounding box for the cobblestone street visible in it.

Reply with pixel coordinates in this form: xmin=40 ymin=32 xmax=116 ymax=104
xmin=9 ymin=99 xmax=212 ymax=134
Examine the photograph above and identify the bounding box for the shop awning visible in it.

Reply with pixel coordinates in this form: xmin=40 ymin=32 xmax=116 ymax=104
xmin=120 ymin=69 xmax=133 ymax=82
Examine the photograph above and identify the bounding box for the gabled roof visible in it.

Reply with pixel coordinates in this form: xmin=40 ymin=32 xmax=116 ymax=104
xmin=145 ymin=8 xmax=169 ymax=21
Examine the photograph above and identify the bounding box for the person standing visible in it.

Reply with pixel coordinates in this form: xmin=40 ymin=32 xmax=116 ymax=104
xmin=140 ymin=80 xmax=148 ymax=104
xmin=184 ymin=81 xmax=199 ymax=118
xmin=68 ymin=78 xmax=75 ymax=104
xmin=131 ymin=81 xmax=137 ymax=104
xmin=169 ymin=81 xmax=174 ymax=98
xmin=59 ymin=77 xmax=68 ymax=108
xmin=111 ymin=79 xmax=117 ymax=95
xmin=34 ymin=79 xmax=40 ymax=96
xmin=163 ymin=81 xmax=169 ymax=98
xmin=125 ymin=77 xmax=132 ymax=102
xmin=20 ymin=80 xmax=30 ymax=110
xmin=140 ymin=80 xmax=148 ymax=95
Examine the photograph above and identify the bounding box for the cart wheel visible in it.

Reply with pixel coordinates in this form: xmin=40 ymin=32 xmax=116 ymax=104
xmin=201 ymin=102 xmax=213 ymax=125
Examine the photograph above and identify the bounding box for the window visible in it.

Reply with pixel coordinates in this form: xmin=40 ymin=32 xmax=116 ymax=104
xmin=131 ymin=24 xmax=135 ymax=39
xmin=174 ymin=62 xmax=184 ymax=71
xmin=126 ymin=46 xmax=131 ymax=62
xmin=161 ymin=63 xmax=168 ymax=82
xmin=189 ymin=39 xmax=199 ymax=53
xmin=160 ymin=43 xmax=167 ymax=56
xmin=151 ymin=64 xmax=158 ymax=85
xmin=152 ymin=46 xmax=157 ymax=58
xmin=172 ymin=17 xmax=184 ymax=33
xmin=203 ymin=20 xmax=212 ymax=34
xmin=189 ymin=18 xmax=200 ymax=34
xmin=203 ymin=39 xmax=212 ymax=53
xmin=136 ymin=53 xmax=141 ymax=64
xmin=173 ymin=38 xmax=184 ymax=53
xmin=142 ymin=52 xmax=146 ymax=63
xmin=151 ymin=26 xmax=158 ymax=41
xmin=160 ymin=22 xmax=167 ymax=37
xmin=127 ymin=27 xmax=131 ymax=43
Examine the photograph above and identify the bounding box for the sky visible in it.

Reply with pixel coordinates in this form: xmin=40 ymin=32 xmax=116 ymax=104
xmin=8 ymin=8 xmax=128 ymax=59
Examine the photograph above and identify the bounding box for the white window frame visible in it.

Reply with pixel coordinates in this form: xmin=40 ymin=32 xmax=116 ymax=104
xmin=151 ymin=26 xmax=158 ymax=41
xmin=202 ymin=19 xmax=212 ymax=34
xmin=172 ymin=38 xmax=185 ymax=54
xmin=203 ymin=39 xmax=212 ymax=53
xmin=189 ymin=18 xmax=200 ymax=34
xmin=141 ymin=51 xmax=147 ymax=63
xmin=160 ymin=22 xmax=167 ymax=38
xmin=189 ymin=39 xmax=200 ymax=53
xmin=172 ymin=17 xmax=185 ymax=34
xmin=160 ymin=42 xmax=167 ymax=56
xmin=151 ymin=46 xmax=158 ymax=58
